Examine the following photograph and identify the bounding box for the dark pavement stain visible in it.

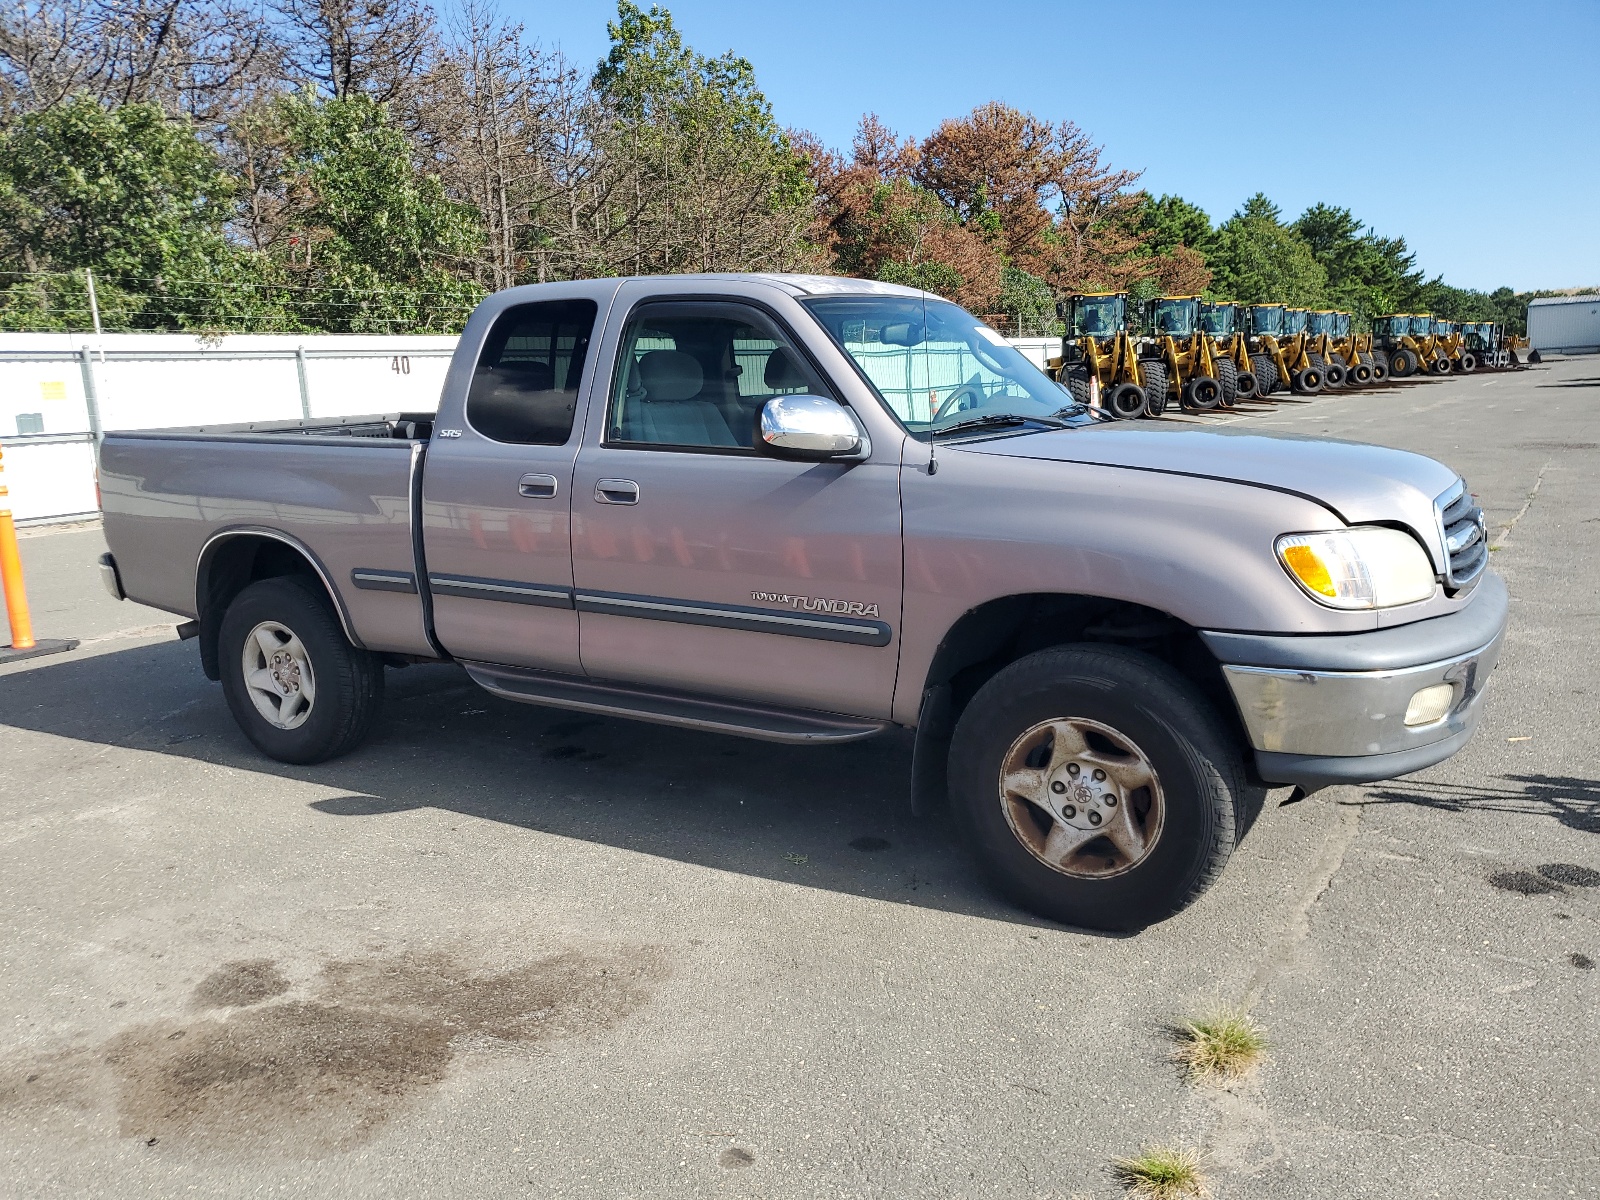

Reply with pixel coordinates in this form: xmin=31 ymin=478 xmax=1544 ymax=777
xmin=544 ymin=745 xmax=585 ymax=760
xmin=720 ymin=1146 xmax=756 ymax=1168
xmin=849 ymin=836 xmax=891 ymax=852
xmin=545 ymin=718 xmax=601 ymax=737
xmin=191 ymin=960 xmax=290 ymax=1010
xmin=1539 ymin=863 xmax=1600 ymax=888
xmin=2 ymin=945 xmax=667 ymax=1158
xmin=1489 ymin=870 xmax=1561 ymax=895
xmin=1571 ymin=953 xmax=1595 ymax=970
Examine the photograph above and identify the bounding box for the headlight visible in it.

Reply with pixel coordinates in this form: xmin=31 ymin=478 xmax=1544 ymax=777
xmin=1276 ymin=528 xmax=1437 ymax=609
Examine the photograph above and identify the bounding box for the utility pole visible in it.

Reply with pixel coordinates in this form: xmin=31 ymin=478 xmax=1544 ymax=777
xmin=84 ymin=268 xmax=103 ymax=336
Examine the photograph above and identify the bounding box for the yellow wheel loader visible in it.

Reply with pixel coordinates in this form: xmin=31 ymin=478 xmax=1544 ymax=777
xmin=1050 ymin=292 xmax=1153 ymax=419
xmin=1197 ymin=301 xmax=1259 ymax=404
xmin=1139 ymin=296 xmax=1231 ymax=413
xmin=1245 ymin=304 xmax=1325 ymax=396
xmin=1373 ymin=314 xmax=1453 ymax=378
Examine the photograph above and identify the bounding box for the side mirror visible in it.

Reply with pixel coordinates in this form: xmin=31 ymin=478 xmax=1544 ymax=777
xmin=756 ymin=395 xmax=864 ymax=461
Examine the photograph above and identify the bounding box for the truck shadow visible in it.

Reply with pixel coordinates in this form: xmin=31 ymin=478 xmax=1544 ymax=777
xmin=1339 ymin=775 xmax=1600 ymax=834
xmin=0 ymin=639 xmax=1080 ymax=931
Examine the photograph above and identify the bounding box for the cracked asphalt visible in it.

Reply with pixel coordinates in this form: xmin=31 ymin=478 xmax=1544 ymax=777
xmin=2 ymin=356 xmax=1597 ymax=1198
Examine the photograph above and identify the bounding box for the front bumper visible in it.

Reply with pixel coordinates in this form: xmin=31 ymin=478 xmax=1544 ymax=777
xmin=1202 ymin=573 xmax=1509 ymax=789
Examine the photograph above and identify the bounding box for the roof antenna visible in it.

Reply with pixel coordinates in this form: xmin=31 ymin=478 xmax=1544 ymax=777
xmin=927 ymin=389 xmax=939 ymax=475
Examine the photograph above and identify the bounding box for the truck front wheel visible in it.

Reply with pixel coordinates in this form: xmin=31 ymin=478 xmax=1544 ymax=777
xmin=219 ymin=576 xmax=384 ymax=764
xmin=948 ymin=645 xmax=1250 ymax=931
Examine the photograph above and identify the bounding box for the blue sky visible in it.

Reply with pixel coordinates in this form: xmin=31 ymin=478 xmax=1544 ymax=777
xmin=502 ymin=0 xmax=1600 ymax=292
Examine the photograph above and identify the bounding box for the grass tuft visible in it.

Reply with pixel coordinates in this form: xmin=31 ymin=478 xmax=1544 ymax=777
xmin=1172 ymin=1006 xmax=1268 ymax=1082
xmin=1112 ymin=1145 xmax=1210 ymax=1198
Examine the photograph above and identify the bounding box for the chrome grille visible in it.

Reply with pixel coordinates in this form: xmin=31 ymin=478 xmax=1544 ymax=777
xmin=1436 ymin=480 xmax=1487 ymax=590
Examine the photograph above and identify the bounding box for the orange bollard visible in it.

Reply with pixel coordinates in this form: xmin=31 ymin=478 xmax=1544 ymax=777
xmin=0 ymin=444 xmax=36 ymax=651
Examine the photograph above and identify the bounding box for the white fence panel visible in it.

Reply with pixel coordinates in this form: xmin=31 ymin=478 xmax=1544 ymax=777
xmin=1 ymin=434 xmax=99 ymax=522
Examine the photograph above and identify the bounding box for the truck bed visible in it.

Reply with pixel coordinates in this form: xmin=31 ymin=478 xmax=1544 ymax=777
xmin=99 ymin=414 xmax=436 ymax=660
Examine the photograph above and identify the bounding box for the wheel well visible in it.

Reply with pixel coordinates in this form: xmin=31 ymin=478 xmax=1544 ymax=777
xmin=195 ymin=535 xmax=343 ymax=681
xmin=920 ymin=594 xmax=1245 ymax=750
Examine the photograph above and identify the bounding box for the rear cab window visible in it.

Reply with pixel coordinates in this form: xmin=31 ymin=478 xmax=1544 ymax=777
xmin=466 ymin=299 xmax=598 ymax=444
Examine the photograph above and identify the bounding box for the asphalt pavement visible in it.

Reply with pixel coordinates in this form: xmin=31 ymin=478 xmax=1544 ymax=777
xmin=1 ymin=357 xmax=1596 ymax=1198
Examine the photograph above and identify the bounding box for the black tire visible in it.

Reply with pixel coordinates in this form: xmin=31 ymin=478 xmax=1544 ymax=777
xmin=1527 ymin=350 xmax=1540 ymax=364
xmin=948 ymin=645 xmax=1252 ymax=931
xmin=1369 ymin=350 xmax=1390 ymax=381
xmin=1429 ymin=355 xmax=1452 ymax=376
xmin=1323 ymin=360 xmax=1347 ymax=387
xmin=1181 ymin=375 xmax=1221 ymax=411
xmin=1106 ymin=382 xmax=1147 ymax=420
xmin=1455 ymin=353 xmax=1477 ymax=373
xmin=1139 ymin=361 xmax=1169 ymax=416
xmin=1388 ymin=349 xmax=1418 ymax=377
xmin=1215 ymin=357 xmax=1239 ymax=407
xmin=1249 ymin=354 xmax=1279 ymax=396
xmin=1063 ymin=366 xmax=1092 ymax=406
xmin=1348 ymin=361 xmax=1373 ymax=384
xmin=1293 ymin=366 xmax=1324 ymax=394
xmin=219 ymin=576 xmax=384 ymax=764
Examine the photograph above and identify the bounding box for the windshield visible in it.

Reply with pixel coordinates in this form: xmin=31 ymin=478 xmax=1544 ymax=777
xmin=1334 ymin=314 xmax=1350 ymax=338
xmin=1198 ymin=304 xmax=1235 ymax=336
xmin=1412 ymin=316 xmax=1433 ymax=336
xmin=1150 ymin=298 xmax=1196 ymax=337
xmin=1307 ymin=312 xmax=1336 ymax=335
xmin=803 ymin=294 xmax=1091 ymax=440
xmin=1073 ymin=295 xmax=1123 ymax=337
xmin=1248 ymin=306 xmax=1284 ymax=336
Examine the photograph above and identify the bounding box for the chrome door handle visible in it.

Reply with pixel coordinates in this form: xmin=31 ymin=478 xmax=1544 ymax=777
xmin=595 ymin=478 xmax=640 ymax=505
xmin=518 ymin=473 xmax=558 ymax=498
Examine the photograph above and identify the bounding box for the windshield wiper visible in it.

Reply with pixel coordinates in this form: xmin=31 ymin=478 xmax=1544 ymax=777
xmin=933 ymin=413 xmax=1068 ymax=439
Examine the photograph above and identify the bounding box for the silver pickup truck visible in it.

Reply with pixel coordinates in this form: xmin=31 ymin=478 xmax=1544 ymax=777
xmin=98 ymin=274 xmax=1506 ymax=931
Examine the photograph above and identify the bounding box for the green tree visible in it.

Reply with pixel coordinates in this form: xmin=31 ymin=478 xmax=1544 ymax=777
xmin=1293 ymin=203 xmax=1424 ymax=321
xmin=268 ymin=92 xmax=484 ymax=332
xmin=1133 ymin=193 xmax=1214 ymax=258
xmin=1206 ymin=193 xmax=1326 ymax=306
xmin=0 ymin=94 xmax=245 ymax=329
xmin=592 ymin=1 xmax=813 ymax=274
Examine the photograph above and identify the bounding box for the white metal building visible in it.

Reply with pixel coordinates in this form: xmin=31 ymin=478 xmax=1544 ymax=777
xmin=1527 ymin=294 xmax=1600 ymax=354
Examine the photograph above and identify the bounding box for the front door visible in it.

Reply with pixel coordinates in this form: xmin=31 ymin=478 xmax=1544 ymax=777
xmin=571 ymin=296 xmax=903 ymax=718
xmin=421 ymin=296 xmax=600 ymax=671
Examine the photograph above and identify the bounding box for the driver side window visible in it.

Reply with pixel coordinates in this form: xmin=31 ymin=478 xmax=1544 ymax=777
xmin=606 ymin=301 xmax=827 ymax=452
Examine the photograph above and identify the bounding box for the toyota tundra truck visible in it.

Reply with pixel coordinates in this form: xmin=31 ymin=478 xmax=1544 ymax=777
xmin=97 ymin=274 xmax=1506 ymax=931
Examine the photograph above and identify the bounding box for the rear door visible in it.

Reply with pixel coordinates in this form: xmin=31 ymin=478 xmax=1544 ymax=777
xmin=569 ymin=287 xmax=904 ymax=719
xmin=421 ymin=293 xmax=603 ymax=670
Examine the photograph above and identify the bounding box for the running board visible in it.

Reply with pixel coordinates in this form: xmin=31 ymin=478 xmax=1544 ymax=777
xmin=462 ymin=662 xmax=892 ymax=745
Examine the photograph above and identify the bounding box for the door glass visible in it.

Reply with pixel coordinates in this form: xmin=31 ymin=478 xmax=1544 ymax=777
xmin=466 ymin=299 xmax=598 ymax=444
xmin=606 ymin=303 xmax=827 ymax=451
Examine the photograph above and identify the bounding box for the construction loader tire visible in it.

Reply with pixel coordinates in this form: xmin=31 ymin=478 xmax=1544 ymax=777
xmin=1348 ymin=361 xmax=1374 ymax=384
xmin=1370 ymin=350 xmax=1390 ymax=381
xmin=1062 ymin=366 xmax=1093 ymax=406
xmin=1388 ymin=349 xmax=1418 ymax=377
xmin=1107 ymin=382 xmax=1148 ymax=420
xmin=1455 ymin=353 xmax=1478 ymax=373
xmin=1293 ymin=366 xmax=1324 ymax=394
xmin=1250 ymin=355 xmax=1280 ymax=396
xmin=1235 ymin=368 xmax=1258 ymax=399
xmin=1140 ymin=361 xmax=1170 ymax=416
xmin=1181 ymin=376 xmax=1222 ymax=411
xmin=1215 ymin=358 xmax=1239 ymax=407
xmin=1429 ymin=356 xmax=1452 ymax=376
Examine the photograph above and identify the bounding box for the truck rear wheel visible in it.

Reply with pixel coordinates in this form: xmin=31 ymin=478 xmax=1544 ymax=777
xmin=219 ymin=577 xmax=384 ymax=764
xmin=948 ymin=645 xmax=1248 ymax=931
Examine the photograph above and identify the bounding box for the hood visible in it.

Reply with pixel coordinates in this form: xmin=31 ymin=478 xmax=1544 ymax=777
xmin=962 ymin=423 xmax=1461 ymax=564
